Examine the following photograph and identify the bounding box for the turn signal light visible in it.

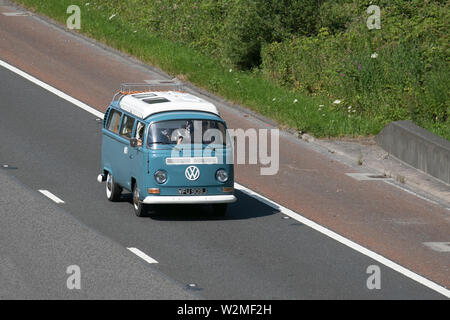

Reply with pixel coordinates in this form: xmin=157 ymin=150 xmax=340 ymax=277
xmin=222 ymin=187 xmax=234 ymax=193
xmin=148 ymin=188 xmax=160 ymax=194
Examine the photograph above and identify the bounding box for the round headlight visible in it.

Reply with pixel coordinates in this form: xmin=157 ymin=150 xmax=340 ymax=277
xmin=154 ymin=170 xmax=167 ymax=184
xmin=215 ymin=169 xmax=229 ymax=183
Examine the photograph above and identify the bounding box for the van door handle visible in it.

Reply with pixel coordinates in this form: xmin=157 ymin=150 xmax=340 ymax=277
xmin=129 ymin=148 xmax=142 ymax=159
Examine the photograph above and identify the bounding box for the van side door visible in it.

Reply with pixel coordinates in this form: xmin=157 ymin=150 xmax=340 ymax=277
xmin=117 ymin=114 xmax=136 ymax=189
xmin=103 ymin=108 xmax=123 ymax=183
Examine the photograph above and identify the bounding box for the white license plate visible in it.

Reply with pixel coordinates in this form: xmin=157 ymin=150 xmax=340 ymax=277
xmin=178 ymin=188 xmax=207 ymax=196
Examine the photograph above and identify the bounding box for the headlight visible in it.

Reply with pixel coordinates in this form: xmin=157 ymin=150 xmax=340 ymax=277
xmin=154 ymin=170 xmax=167 ymax=184
xmin=215 ymin=169 xmax=229 ymax=183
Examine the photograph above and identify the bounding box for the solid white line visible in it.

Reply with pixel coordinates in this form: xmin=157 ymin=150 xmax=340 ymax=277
xmin=127 ymin=247 xmax=158 ymax=264
xmin=38 ymin=190 xmax=65 ymax=204
xmin=2 ymin=57 xmax=449 ymax=298
xmin=0 ymin=59 xmax=104 ymax=119
xmin=234 ymin=182 xmax=450 ymax=298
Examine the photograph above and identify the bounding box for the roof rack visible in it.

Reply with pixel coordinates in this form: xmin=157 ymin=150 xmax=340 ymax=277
xmin=112 ymin=80 xmax=184 ymax=102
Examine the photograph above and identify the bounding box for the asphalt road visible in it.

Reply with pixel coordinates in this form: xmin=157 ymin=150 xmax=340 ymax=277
xmin=0 ymin=170 xmax=198 ymax=299
xmin=0 ymin=66 xmax=445 ymax=299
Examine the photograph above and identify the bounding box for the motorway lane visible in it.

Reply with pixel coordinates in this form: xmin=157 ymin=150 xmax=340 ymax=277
xmin=0 ymin=65 xmax=445 ymax=299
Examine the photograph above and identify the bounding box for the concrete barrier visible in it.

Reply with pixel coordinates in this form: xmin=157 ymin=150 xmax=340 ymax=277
xmin=375 ymin=120 xmax=450 ymax=185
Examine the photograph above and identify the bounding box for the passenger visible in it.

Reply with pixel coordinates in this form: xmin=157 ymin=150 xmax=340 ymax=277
xmin=136 ymin=123 xmax=145 ymax=147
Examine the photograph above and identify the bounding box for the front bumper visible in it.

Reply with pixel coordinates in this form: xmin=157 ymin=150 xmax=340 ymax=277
xmin=142 ymin=194 xmax=237 ymax=204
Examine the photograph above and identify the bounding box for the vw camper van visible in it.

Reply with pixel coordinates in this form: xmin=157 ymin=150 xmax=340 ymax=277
xmin=97 ymin=81 xmax=236 ymax=217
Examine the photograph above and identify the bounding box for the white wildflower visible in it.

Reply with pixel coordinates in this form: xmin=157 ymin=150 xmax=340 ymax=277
xmin=293 ymin=99 xmax=298 ymax=103
xmin=109 ymin=14 xmax=117 ymax=20
xmin=333 ymin=99 xmax=341 ymax=105
xmin=371 ymin=53 xmax=378 ymax=59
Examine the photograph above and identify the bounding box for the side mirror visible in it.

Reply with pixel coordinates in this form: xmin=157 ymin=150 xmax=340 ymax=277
xmin=130 ymin=138 xmax=138 ymax=148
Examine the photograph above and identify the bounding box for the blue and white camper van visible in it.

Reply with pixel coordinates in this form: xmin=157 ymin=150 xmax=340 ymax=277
xmin=97 ymin=81 xmax=236 ymax=217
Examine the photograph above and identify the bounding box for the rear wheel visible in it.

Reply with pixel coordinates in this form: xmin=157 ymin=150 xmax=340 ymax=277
xmin=106 ymin=172 xmax=122 ymax=202
xmin=133 ymin=183 xmax=147 ymax=217
xmin=212 ymin=203 xmax=228 ymax=217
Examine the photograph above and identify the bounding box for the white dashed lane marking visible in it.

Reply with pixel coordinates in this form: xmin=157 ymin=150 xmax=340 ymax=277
xmin=127 ymin=248 xmax=159 ymax=264
xmin=38 ymin=190 xmax=65 ymax=204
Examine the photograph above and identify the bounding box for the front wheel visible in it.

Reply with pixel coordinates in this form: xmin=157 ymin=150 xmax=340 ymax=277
xmin=212 ymin=203 xmax=228 ymax=217
xmin=133 ymin=184 xmax=147 ymax=217
xmin=106 ymin=172 xmax=122 ymax=202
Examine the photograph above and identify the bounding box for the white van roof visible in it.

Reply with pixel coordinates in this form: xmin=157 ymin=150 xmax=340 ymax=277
xmin=118 ymin=91 xmax=220 ymax=119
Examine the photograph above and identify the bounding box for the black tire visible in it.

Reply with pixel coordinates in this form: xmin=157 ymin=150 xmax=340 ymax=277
xmin=133 ymin=183 xmax=148 ymax=217
xmin=106 ymin=172 xmax=122 ymax=202
xmin=212 ymin=203 xmax=228 ymax=216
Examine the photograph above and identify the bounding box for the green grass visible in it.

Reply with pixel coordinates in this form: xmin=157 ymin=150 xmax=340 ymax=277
xmin=13 ymin=0 xmax=448 ymax=140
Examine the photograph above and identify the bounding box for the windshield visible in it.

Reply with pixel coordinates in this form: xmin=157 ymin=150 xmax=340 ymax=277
xmin=148 ymin=119 xmax=229 ymax=147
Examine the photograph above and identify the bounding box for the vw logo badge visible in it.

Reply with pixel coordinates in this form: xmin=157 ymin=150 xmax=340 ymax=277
xmin=185 ymin=166 xmax=200 ymax=181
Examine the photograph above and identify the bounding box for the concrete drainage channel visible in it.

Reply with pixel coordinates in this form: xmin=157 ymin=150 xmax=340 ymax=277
xmin=345 ymin=170 xmax=450 ymax=210
xmin=345 ymin=173 xmax=392 ymax=181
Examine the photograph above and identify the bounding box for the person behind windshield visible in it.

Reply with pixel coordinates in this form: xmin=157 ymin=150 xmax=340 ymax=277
xmin=170 ymin=120 xmax=192 ymax=145
xmin=159 ymin=128 xmax=172 ymax=143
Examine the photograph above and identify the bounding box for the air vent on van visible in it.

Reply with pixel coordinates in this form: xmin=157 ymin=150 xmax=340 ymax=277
xmin=142 ymin=98 xmax=171 ymax=104
xmin=132 ymin=93 xmax=157 ymax=99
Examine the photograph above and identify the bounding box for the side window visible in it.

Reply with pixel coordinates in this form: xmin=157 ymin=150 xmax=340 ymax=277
xmin=119 ymin=115 xmax=135 ymax=139
xmin=107 ymin=110 xmax=122 ymax=134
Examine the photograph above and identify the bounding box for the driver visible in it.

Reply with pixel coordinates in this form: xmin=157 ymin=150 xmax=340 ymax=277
xmin=171 ymin=120 xmax=192 ymax=145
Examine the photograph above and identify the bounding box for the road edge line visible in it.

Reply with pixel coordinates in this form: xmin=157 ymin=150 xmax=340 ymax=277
xmin=127 ymin=247 xmax=159 ymax=264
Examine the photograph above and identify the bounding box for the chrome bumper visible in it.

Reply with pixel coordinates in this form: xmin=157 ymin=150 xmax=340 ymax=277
xmin=142 ymin=194 xmax=237 ymax=204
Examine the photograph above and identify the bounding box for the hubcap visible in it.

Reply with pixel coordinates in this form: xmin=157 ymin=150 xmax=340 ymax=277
xmin=106 ymin=173 xmax=112 ymax=197
xmin=133 ymin=187 xmax=139 ymax=210
xmin=107 ymin=174 xmax=112 ymax=191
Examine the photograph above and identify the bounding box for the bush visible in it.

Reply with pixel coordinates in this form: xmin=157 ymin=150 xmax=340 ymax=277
xmin=261 ymin=0 xmax=449 ymax=135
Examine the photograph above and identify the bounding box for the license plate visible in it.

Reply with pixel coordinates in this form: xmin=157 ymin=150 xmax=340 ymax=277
xmin=178 ymin=188 xmax=207 ymax=196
